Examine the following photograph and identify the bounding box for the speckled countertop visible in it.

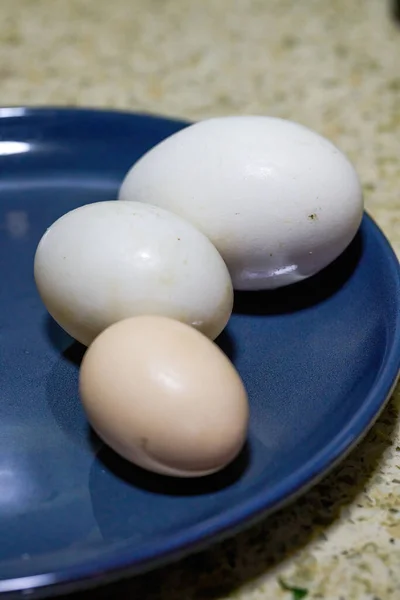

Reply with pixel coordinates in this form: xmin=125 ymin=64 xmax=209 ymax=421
xmin=2 ymin=0 xmax=400 ymax=598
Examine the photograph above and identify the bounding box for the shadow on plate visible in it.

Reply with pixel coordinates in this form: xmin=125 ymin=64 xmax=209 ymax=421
xmin=215 ymin=327 xmax=236 ymax=362
xmin=44 ymin=315 xmax=100 ymax=451
xmin=44 ymin=314 xmax=86 ymax=364
xmin=88 ymin=439 xmax=251 ymax=546
xmin=92 ymin=440 xmax=250 ymax=498
xmin=234 ymin=229 xmax=363 ymax=316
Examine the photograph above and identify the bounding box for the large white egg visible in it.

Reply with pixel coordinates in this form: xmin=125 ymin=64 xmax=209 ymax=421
xmin=80 ymin=316 xmax=249 ymax=478
xmin=119 ymin=116 xmax=364 ymax=290
xmin=34 ymin=201 xmax=233 ymax=346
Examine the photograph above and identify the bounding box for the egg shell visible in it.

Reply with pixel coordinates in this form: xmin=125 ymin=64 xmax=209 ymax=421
xmin=79 ymin=316 xmax=249 ymax=477
xmin=119 ymin=116 xmax=364 ymax=290
xmin=34 ymin=201 xmax=233 ymax=346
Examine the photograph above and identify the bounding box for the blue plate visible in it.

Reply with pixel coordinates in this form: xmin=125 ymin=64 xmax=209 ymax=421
xmin=0 ymin=107 xmax=399 ymax=598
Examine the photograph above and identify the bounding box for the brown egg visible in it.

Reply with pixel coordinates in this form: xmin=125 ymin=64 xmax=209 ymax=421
xmin=79 ymin=316 xmax=249 ymax=477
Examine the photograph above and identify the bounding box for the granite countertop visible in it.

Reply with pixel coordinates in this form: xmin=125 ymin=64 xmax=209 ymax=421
xmin=2 ymin=0 xmax=400 ymax=598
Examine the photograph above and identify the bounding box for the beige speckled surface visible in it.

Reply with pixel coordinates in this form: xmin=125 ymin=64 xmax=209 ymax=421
xmin=2 ymin=0 xmax=400 ymax=598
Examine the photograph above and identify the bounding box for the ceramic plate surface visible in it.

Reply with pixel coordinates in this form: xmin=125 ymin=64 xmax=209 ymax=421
xmin=0 ymin=108 xmax=399 ymax=598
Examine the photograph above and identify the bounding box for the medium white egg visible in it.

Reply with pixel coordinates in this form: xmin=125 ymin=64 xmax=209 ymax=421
xmin=80 ymin=316 xmax=249 ymax=478
xmin=119 ymin=116 xmax=363 ymax=290
xmin=34 ymin=201 xmax=233 ymax=346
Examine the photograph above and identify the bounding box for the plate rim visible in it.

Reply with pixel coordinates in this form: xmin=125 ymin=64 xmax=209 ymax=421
xmin=1 ymin=106 xmax=400 ymax=598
